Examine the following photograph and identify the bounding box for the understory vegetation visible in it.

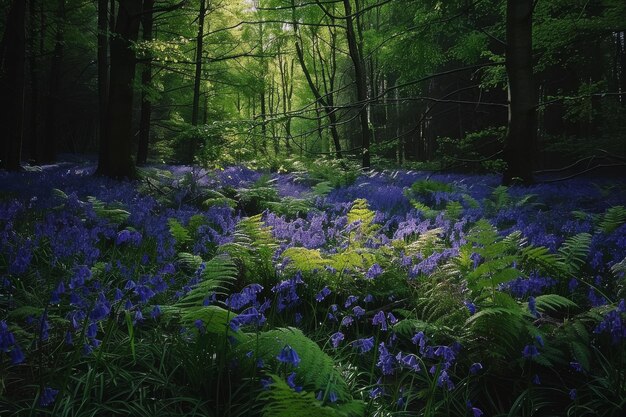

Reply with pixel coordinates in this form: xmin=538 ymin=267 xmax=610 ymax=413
xmin=1 ymin=160 xmax=625 ymax=416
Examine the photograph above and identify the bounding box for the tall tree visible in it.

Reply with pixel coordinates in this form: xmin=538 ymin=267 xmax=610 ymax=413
xmin=42 ymin=0 xmax=66 ymax=163
xmin=502 ymin=0 xmax=535 ymax=185
xmin=343 ymin=0 xmax=372 ymax=168
xmin=0 ymin=0 xmax=27 ymax=171
xmin=96 ymin=0 xmax=143 ymax=179
xmin=137 ymin=0 xmax=155 ymax=165
xmin=97 ymin=0 xmax=109 ymax=167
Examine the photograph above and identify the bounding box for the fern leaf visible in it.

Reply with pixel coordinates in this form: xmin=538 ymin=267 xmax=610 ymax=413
xmin=599 ymin=205 xmax=626 ymax=234
xmin=534 ymin=294 xmax=577 ymax=313
xmin=242 ymin=327 xmax=351 ymax=401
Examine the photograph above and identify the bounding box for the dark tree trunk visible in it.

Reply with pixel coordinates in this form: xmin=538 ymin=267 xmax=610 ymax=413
xmin=502 ymin=0 xmax=535 ymax=185
xmin=192 ymin=0 xmax=206 ymax=127
xmin=96 ymin=0 xmax=142 ymax=179
xmin=620 ymin=31 xmax=626 ymax=106
xmin=136 ymin=0 xmax=154 ymax=166
xmin=28 ymin=0 xmax=41 ymax=162
xmin=343 ymin=0 xmax=371 ymax=169
xmin=42 ymin=0 xmax=65 ymax=163
xmin=0 ymin=0 xmax=27 ymax=171
xmin=97 ymin=0 xmax=109 ymax=168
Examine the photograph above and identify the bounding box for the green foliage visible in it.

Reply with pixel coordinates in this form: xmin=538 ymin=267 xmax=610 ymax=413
xmin=599 ymin=206 xmax=626 ymax=234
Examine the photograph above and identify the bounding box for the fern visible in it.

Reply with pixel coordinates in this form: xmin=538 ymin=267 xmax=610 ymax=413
xmin=241 ymin=327 xmax=352 ymax=401
xmin=175 ymin=255 xmax=238 ymax=307
xmin=534 ymin=294 xmax=577 ymax=313
xmin=168 ymin=218 xmax=190 ymax=247
xmin=259 ymin=375 xmax=365 ymax=417
xmin=86 ymin=196 xmax=130 ymax=224
xmin=347 ymin=199 xmax=376 ymax=232
xmin=281 ymin=247 xmax=328 ymax=272
xmin=599 ymin=205 xmax=626 ymax=234
xmin=557 ymin=232 xmax=592 ymax=275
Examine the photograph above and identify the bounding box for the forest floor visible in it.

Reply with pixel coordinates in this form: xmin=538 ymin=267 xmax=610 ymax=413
xmin=1 ymin=161 xmax=625 ymax=416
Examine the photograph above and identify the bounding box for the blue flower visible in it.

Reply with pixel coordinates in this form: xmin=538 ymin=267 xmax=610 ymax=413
xmin=341 ymin=315 xmax=354 ymax=327
xmin=352 ymin=336 xmax=375 ymax=354
xmin=372 ymin=311 xmax=388 ymax=330
xmin=39 ymin=387 xmax=59 ymax=407
xmin=522 ymin=344 xmax=539 ymax=358
xmin=569 ymin=388 xmax=577 ymax=400
xmin=352 ymin=306 xmax=365 ymax=317
xmin=528 ymin=296 xmax=538 ymax=317
xmin=532 ymin=374 xmax=541 ymax=385
xmin=277 ymin=345 xmax=301 ymax=367
xmin=470 ymin=362 xmax=483 ymax=374
xmin=286 ymin=372 xmax=302 ymax=392
xmin=315 ymin=286 xmax=331 ymax=302
xmin=10 ymin=345 xmax=25 ymax=364
xmin=464 ymin=300 xmax=476 ymax=315
xmin=344 ymin=295 xmax=358 ymax=308
xmin=365 ymin=263 xmax=383 ymax=279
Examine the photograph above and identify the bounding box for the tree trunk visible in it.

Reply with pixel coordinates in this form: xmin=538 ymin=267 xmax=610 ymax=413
xmin=502 ymin=0 xmax=535 ymax=185
xmin=136 ymin=0 xmax=154 ymax=166
xmin=42 ymin=0 xmax=66 ymax=163
xmin=97 ymin=0 xmax=109 ymax=168
xmin=191 ymin=0 xmax=206 ymax=127
xmin=343 ymin=0 xmax=371 ymax=168
xmin=28 ymin=0 xmax=41 ymax=162
xmin=96 ymin=0 xmax=143 ymax=179
xmin=0 ymin=0 xmax=27 ymax=171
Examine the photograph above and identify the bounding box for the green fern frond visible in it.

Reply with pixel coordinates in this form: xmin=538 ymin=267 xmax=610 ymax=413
xmin=445 ymin=200 xmax=464 ymax=220
xmin=599 ymin=205 xmax=626 ymax=234
xmin=259 ymin=375 xmax=365 ymax=417
xmin=168 ymin=218 xmax=190 ymax=246
xmin=176 ymin=252 xmax=203 ymax=272
xmin=281 ymin=247 xmax=328 ymax=272
xmin=347 ymin=199 xmax=375 ymax=231
xmin=175 ymin=255 xmax=238 ymax=307
xmin=403 ymin=228 xmax=444 ymax=256
xmin=330 ymin=250 xmax=376 ymax=272
xmin=242 ymin=327 xmax=351 ymax=400
xmin=520 ymin=245 xmax=562 ymax=275
xmin=557 ymin=232 xmax=592 ymax=274
xmin=534 ymin=294 xmax=577 ymax=313
xmin=86 ymin=196 xmax=131 ymax=224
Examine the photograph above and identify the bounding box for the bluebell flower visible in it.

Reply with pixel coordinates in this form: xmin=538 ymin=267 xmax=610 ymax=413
xmin=470 ymin=362 xmax=483 ymax=374
xmin=286 ymin=372 xmax=302 ymax=392
xmin=315 ymin=286 xmax=331 ymax=302
xmin=341 ymin=315 xmax=354 ymax=327
xmin=277 ymin=345 xmax=301 ymax=367
xmin=352 ymin=337 xmax=375 ymax=353
xmin=528 ymin=296 xmax=538 ymax=317
xmin=353 ymin=306 xmax=365 ymax=317
xmin=329 ymin=391 xmax=338 ymax=403
xmin=10 ymin=345 xmax=25 ymax=364
xmin=344 ymin=295 xmax=358 ymax=308
xmin=39 ymin=387 xmax=59 ymax=407
xmin=365 ymin=263 xmax=383 ymax=279
xmin=260 ymin=377 xmax=273 ymax=390
xmin=377 ymin=342 xmax=395 ymax=375
xmin=150 ymin=305 xmax=161 ymax=319
xmin=570 ymin=361 xmax=583 ymax=372
xmin=364 ymin=294 xmax=374 ymax=303
xmin=464 ymin=300 xmax=476 ymax=315
xmin=535 ymin=335 xmax=544 ymax=347
xmin=532 ymin=374 xmax=541 ymax=385
xmin=369 ymin=386 xmax=383 ymax=398
xmin=522 ymin=344 xmax=539 ymax=358
xmin=372 ymin=311 xmax=388 ymax=330
xmin=569 ymin=388 xmax=577 ymax=400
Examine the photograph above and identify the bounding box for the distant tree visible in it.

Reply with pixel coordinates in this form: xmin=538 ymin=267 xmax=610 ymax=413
xmin=136 ymin=0 xmax=155 ymax=165
xmin=502 ymin=0 xmax=535 ymax=185
xmin=96 ymin=0 xmax=143 ymax=179
xmin=0 ymin=0 xmax=26 ymax=171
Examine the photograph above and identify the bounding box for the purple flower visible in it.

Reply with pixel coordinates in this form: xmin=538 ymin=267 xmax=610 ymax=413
xmin=10 ymin=345 xmax=25 ymax=364
xmin=372 ymin=311 xmax=388 ymax=330
xmin=570 ymin=361 xmax=583 ymax=372
xmin=277 ymin=345 xmax=301 ymax=367
xmin=286 ymin=372 xmax=302 ymax=392
xmin=344 ymin=295 xmax=358 ymax=308
xmin=532 ymin=374 xmax=541 ymax=385
xmin=528 ymin=296 xmax=538 ymax=317
xmin=377 ymin=342 xmax=395 ymax=375
xmin=369 ymin=386 xmax=383 ymax=398
xmin=330 ymin=332 xmax=344 ymax=348
xmin=470 ymin=362 xmax=483 ymax=374
xmin=352 ymin=336 xmax=375 ymax=354
xmin=39 ymin=387 xmax=59 ymax=407
xmin=341 ymin=315 xmax=354 ymax=327
xmin=569 ymin=388 xmax=577 ymax=400
xmin=315 ymin=286 xmax=331 ymax=302
xmin=464 ymin=300 xmax=476 ymax=315
xmin=522 ymin=344 xmax=539 ymax=358
xmin=353 ymin=306 xmax=366 ymax=317
xmin=365 ymin=263 xmax=383 ymax=279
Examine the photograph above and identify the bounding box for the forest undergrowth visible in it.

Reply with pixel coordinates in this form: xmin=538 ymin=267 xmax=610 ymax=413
xmin=1 ymin=160 xmax=625 ymax=416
